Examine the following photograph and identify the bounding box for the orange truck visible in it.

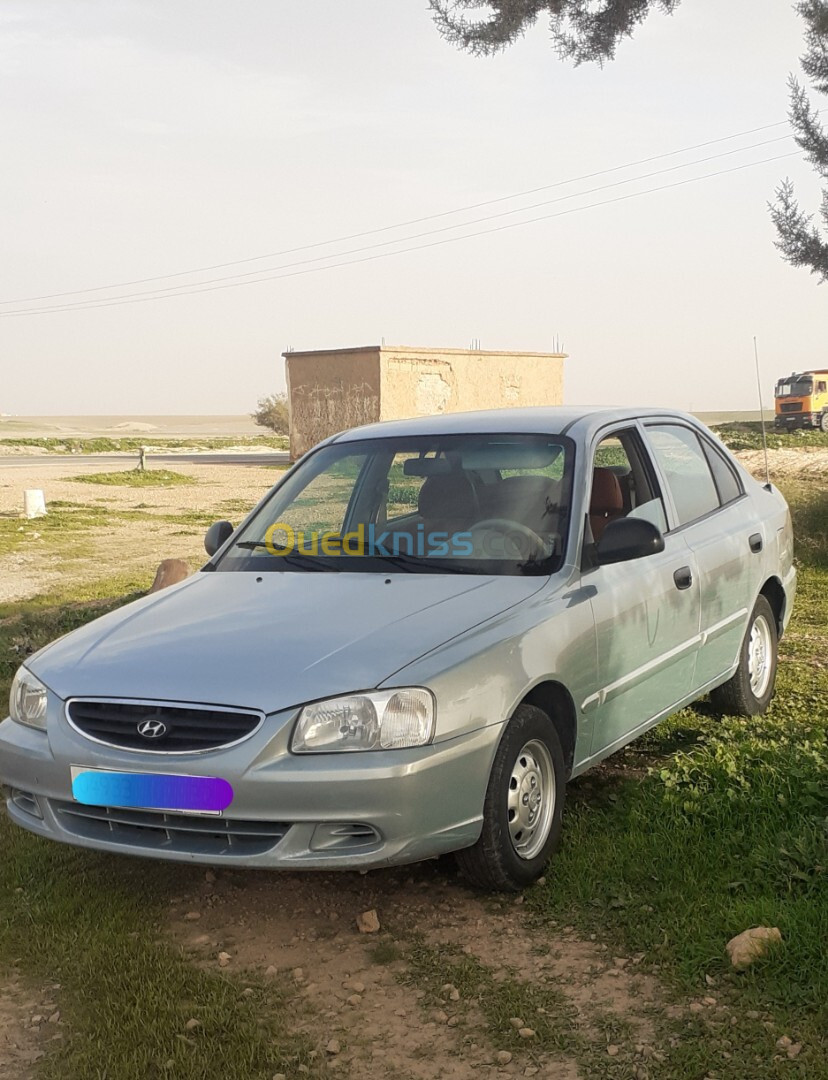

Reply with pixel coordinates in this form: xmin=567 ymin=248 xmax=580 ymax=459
xmin=774 ymin=369 xmax=828 ymax=432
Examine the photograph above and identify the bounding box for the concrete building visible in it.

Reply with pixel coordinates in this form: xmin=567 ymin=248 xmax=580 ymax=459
xmin=284 ymin=344 xmax=567 ymax=458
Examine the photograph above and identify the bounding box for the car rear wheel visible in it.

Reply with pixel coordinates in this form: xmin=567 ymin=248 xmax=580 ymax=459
xmin=709 ymin=595 xmax=778 ymax=716
xmin=455 ymin=704 xmax=565 ymax=892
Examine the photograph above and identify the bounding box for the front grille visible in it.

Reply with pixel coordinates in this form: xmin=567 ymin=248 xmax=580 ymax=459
xmin=52 ymin=801 xmax=289 ymax=857
xmin=66 ymin=699 xmax=263 ymax=753
xmin=780 ymin=401 xmax=803 ymax=413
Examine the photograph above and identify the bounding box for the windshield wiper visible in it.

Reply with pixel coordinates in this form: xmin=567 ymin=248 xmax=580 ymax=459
xmin=371 ymin=552 xmax=481 ymax=574
xmin=232 ymin=540 xmax=339 ymax=571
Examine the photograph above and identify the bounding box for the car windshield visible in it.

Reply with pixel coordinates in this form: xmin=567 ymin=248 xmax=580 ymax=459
xmin=776 ymin=378 xmax=813 ymax=397
xmin=216 ymin=433 xmax=574 ymax=576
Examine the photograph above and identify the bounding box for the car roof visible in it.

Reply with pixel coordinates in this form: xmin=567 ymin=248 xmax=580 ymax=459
xmin=330 ymin=406 xmax=702 ymax=444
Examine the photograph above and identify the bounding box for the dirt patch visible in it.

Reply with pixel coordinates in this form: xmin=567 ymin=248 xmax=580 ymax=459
xmin=421 ymin=900 xmax=660 ymax=1044
xmin=738 ymin=447 xmax=828 ymax=480
xmin=168 ymin=861 xmax=672 ymax=1078
xmin=0 ymin=974 xmax=62 ymax=1079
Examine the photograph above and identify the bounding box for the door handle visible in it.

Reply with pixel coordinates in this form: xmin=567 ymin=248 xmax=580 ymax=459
xmin=749 ymin=533 xmax=763 ymax=553
xmin=673 ymin=566 xmax=693 ymax=591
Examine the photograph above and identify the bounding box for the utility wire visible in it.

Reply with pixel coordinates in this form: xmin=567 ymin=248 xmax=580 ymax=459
xmin=9 ymin=131 xmax=794 ymax=312
xmin=2 ymin=134 xmax=799 ymax=314
xmin=0 ymin=149 xmax=800 ymax=319
xmin=0 ymin=112 xmax=817 ymax=307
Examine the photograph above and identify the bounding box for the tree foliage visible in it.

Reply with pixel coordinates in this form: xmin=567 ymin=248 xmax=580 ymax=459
xmin=770 ymin=2 xmax=828 ymax=283
xmin=252 ymin=393 xmax=290 ymax=435
xmin=429 ymin=0 xmax=681 ymax=64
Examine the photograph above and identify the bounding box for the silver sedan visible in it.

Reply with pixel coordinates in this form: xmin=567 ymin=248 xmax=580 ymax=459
xmin=1 ymin=408 xmax=795 ymax=891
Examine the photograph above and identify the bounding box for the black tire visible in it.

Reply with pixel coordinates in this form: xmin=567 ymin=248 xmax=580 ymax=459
xmin=709 ymin=595 xmax=778 ymax=717
xmin=455 ymin=704 xmax=566 ymax=892
xmin=820 ymin=412 xmax=828 ymax=434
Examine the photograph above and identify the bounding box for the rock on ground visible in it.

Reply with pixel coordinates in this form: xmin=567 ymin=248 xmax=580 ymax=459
xmin=725 ymin=927 xmax=782 ymax=971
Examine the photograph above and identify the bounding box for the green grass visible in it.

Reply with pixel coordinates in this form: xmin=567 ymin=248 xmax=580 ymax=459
xmin=713 ymin=421 xmax=828 ymax=452
xmin=527 ymin=476 xmax=828 ymax=1076
xmin=69 ymin=469 xmax=196 ymax=487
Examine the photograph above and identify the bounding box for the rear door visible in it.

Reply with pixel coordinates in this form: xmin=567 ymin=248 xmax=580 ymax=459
xmin=641 ymin=423 xmax=763 ymax=690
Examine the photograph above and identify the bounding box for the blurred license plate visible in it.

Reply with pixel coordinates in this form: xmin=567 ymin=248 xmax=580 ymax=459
xmin=70 ymin=766 xmax=233 ymax=816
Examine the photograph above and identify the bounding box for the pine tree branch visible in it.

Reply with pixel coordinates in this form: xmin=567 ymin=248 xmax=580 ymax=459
xmin=798 ymin=0 xmax=828 ymax=93
xmin=789 ymin=76 xmax=828 ymax=178
xmin=428 ymin=0 xmax=679 ymax=63
xmin=770 ymin=179 xmax=828 ymax=283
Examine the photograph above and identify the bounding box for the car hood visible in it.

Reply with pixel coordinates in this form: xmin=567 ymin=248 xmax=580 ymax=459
xmin=30 ymin=570 xmax=546 ymax=712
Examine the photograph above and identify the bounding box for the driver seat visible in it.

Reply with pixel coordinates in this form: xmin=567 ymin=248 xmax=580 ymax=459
xmin=589 ymin=468 xmax=624 ymax=541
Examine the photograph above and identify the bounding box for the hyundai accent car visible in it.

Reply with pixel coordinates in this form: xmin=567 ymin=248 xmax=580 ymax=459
xmin=1 ymin=408 xmax=795 ymax=890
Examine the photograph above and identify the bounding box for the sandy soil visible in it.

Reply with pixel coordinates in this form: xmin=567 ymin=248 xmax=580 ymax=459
xmin=0 ymin=462 xmax=282 ymax=604
xmin=0 ymin=975 xmax=62 ymax=1079
xmin=737 ymin=447 xmax=828 ymax=480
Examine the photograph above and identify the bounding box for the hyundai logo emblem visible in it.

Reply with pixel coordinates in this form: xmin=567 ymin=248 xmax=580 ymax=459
xmin=137 ymin=718 xmax=168 ymax=740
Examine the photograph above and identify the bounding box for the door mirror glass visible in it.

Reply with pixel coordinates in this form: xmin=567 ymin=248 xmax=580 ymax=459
xmin=205 ymin=520 xmax=234 ymax=556
xmin=596 ymin=517 xmax=664 ymax=565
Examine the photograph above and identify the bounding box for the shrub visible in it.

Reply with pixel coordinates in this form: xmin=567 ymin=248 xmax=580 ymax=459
xmin=252 ymin=393 xmax=290 ymax=434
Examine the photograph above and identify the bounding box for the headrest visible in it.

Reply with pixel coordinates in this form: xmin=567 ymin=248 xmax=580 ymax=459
xmin=418 ymin=472 xmax=477 ymax=521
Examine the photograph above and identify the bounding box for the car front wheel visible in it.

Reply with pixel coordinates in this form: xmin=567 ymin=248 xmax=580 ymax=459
xmin=710 ymin=595 xmax=778 ymax=716
xmin=455 ymin=704 xmax=566 ymax=892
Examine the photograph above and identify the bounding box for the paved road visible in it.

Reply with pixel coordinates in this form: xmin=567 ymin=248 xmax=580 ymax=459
xmin=0 ymin=452 xmax=291 ymax=469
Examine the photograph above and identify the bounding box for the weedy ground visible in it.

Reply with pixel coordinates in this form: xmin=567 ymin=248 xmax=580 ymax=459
xmin=0 ymin=435 xmax=287 ymax=454
xmin=0 ymin=473 xmax=825 ymax=1079
xmin=68 ymin=469 xmax=197 ymax=487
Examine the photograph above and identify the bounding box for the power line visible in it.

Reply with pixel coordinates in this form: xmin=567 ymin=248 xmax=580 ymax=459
xmin=2 ymin=135 xmax=799 ymax=315
xmin=1 ymin=150 xmax=800 ymax=319
xmin=0 ymin=112 xmax=815 ymax=307
xmin=12 ymin=131 xmax=792 ymax=311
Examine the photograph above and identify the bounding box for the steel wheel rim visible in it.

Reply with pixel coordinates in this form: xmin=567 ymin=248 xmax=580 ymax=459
xmin=507 ymin=739 xmax=555 ymax=861
xmin=748 ymin=614 xmax=773 ymax=698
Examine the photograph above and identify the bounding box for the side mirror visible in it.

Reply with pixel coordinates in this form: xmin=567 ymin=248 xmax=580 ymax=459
xmin=596 ymin=517 xmax=664 ymax=565
xmin=204 ymin=520 xmax=234 ymax=557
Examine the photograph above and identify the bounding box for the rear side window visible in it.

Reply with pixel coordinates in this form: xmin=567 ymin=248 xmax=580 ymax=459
xmin=701 ymin=439 xmax=742 ymax=506
xmin=645 ymin=425 xmax=720 ymax=526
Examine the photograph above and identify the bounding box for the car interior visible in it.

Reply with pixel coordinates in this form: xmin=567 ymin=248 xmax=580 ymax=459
xmin=585 ymin=429 xmax=668 ymax=544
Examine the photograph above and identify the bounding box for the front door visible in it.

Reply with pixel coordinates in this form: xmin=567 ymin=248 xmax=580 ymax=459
xmin=583 ymin=427 xmax=701 ymax=760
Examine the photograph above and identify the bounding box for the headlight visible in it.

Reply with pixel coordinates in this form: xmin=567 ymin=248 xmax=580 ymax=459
xmin=292 ymin=688 xmax=435 ymax=753
xmin=9 ymin=667 xmax=48 ymax=730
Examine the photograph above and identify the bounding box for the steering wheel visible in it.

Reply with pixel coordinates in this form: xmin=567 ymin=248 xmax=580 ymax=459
xmin=468 ymin=518 xmax=547 ymax=561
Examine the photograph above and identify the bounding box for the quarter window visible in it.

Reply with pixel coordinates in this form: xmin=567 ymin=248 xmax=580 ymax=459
xmin=701 ymin=439 xmax=742 ymax=506
xmin=646 ymin=425 xmax=720 ymax=526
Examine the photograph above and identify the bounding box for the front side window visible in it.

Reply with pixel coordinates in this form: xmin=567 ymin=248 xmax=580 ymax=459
xmin=218 ymin=433 xmax=575 ymax=576
xmin=588 ymin=428 xmax=667 ymax=542
xmin=645 ymin=424 xmax=720 ymax=526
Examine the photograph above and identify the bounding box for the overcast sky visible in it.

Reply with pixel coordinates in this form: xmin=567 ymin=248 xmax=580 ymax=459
xmin=1 ymin=0 xmax=826 ymax=415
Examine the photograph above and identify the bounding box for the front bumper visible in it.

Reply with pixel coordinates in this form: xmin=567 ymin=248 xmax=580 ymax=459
xmin=0 ymin=702 xmax=498 ymax=869
xmin=775 ymin=412 xmax=820 ymax=428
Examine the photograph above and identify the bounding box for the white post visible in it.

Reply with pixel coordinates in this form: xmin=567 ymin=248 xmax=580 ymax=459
xmin=24 ymin=490 xmax=47 ymax=518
